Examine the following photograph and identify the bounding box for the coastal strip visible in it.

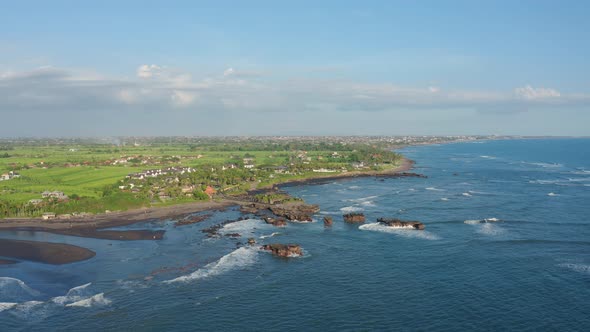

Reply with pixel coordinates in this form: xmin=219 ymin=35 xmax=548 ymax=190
xmin=0 ymin=158 xmax=418 ymax=237
xmin=0 ymin=239 xmax=96 ymax=265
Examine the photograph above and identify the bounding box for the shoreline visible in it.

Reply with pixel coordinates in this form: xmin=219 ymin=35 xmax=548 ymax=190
xmin=0 ymin=158 xmax=416 ymax=232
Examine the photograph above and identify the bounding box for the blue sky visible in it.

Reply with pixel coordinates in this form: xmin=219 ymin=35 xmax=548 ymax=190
xmin=1 ymin=0 xmax=589 ymax=136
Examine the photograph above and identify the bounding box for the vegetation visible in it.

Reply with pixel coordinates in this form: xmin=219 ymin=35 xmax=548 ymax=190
xmin=0 ymin=137 xmax=404 ymax=218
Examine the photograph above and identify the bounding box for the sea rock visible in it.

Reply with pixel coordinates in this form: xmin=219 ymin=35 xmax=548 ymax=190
xmin=225 ymin=233 xmax=241 ymax=238
xmin=247 ymin=238 xmax=256 ymax=245
xmin=269 ymin=202 xmax=320 ymax=222
xmin=261 ymin=243 xmax=303 ymax=257
xmin=263 ymin=216 xmax=287 ymax=227
xmin=174 ymin=214 xmax=212 ymax=227
xmin=323 ymin=216 xmax=333 ymax=227
xmin=377 ymin=218 xmax=425 ymax=230
xmin=343 ymin=213 xmax=365 ymax=223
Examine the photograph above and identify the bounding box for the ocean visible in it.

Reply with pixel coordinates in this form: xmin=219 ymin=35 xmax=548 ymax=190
xmin=1 ymin=138 xmax=589 ymax=331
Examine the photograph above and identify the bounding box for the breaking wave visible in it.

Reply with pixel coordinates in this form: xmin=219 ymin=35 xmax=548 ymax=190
xmin=340 ymin=206 xmax=364 ymax=213
xmin=51 ymin=283 xmax=92 ymax=305
xmin=462 ymin=192 xmax=472 ymax=197
xmin=0 ymin=277 xmax=41 ymax=302
xmin=260 ymin=232 xmax=281 ymax=239
xmin=359 ymin=223 xmax=440 ymax=240
xmin=65 ymin=293 xmax=111 ymax=308
xmin=426 ymin=187 xmax=445 ymax=191
xmin=0 ymin=302 xmax=18 ymax=312
xmin=218 ymin=218 xmax=274 ymax=236
xmin=558 ymin=263 xmax=590 ymax=275
xmin=164 ymin=247 xmax=258 ymax=284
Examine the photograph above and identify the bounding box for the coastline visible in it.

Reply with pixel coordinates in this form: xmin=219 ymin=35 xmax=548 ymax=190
xmin=0 ymin=157 xmax=416 ymax=232
xmin=0 ymin=155 xmax=421 ymax=265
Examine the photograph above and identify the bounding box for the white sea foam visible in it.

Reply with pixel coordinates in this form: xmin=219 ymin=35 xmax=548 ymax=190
xmin=164 ymin=247 xmax=258 ymax=284
xmin=480 ymin=155 xmax=496 ymax=159
xmin=360 ymin=201 xmax=376 ymax=207
xmin=475 ymin=223 xmax=505 ymax=236
xmin=347 ymin=195 xmax=378 ymax=202
xmin=523 ymin=161 xmax=564 ymax=168
xmin=558 ymin=263 xmax=590 ymax=275
xmin=547 ymin=192 xmax=559 ymax=196
xmin=441 ymin=198 xmax=449 ymax=201
xmin=218 ymin=218 xmax=273 ymax=236
xmin=0 ymin=302 xmax=18 ymax=312
xmin=340 ymin=206 xmax=364 ymax=213
xmin=0 ymin=277 xmax=41 ymax=301
xmin=66 ymin=293 xmax=111 ymax=308
xmin=426 ymin=187 xmax=445 ymax=191
xmin=462 ymin=192 xmax=472 ymax=197
xmin=51 ymin=283 xmax=92 ymax=305
xmin=359 ymin=223 xmax=440 ymax=240
xmin=348 ymin=186 xmax=360 ymax=189
xmin=259 ymin=232 xmax=281 ymax=239
xmin=464 ymin=219 xmax=482 ymax=224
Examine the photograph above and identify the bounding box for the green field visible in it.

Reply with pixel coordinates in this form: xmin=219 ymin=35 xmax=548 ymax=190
xmin=0 ymin=138 xmax=402 ymax=218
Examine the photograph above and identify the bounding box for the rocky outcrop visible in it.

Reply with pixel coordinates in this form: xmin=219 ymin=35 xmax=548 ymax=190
xmin=174 ymin=214 xmax=212 ymax=227
xmin=269 ymin=203 xmax=320 ymax=222
xmin=323 ymin=216 xmax=333 ymax=227
xmin=377 ymin=218 xmax=425 ymax=230
xmin=263 ymin=216 xmax=287 ymax=227
xmin=202 ymin=217 xmax=249 ymax=237
xmin=389 ymin=172 xmax=428 ymax=178
xmin=261 ymin=243 xmax=303 ymax=257
xmin=343 ymin=213 xmax=365 ymax=223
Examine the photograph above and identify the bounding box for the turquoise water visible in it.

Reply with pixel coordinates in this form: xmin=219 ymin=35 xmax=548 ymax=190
xmin=1 ymin=139 xmax=590 ymax=331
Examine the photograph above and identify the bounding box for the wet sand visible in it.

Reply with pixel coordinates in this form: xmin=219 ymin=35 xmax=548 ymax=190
xmin=0 ymin=239 xmax=96 ymax=265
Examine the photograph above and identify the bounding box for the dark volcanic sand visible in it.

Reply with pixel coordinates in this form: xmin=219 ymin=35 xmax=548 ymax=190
xmin=0 ymin=239 xmax=96 ymax=265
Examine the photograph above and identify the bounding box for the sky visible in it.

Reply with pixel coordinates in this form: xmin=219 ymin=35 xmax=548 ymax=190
xmin=1 ymin=0 xmax=589 ymax=137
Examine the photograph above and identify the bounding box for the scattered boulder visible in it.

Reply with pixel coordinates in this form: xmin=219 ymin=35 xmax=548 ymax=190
xmin=343 ymin=213 xmax=365 ymax=223
xmin=261 ymin=244 xmax=303 ymax=257
xmin=225 ymin=233 xmax=241 ymax=238
xmin=247 ymin=238 xmax=256 ymax=245
xmin=263 ymin=216 xmax=287 ymax=227
xmin=377 ymin=218 xmax=425 ymax=230
xmin=323 ymin=216 xmax=333 ymax=227
xmin=174 ymin=214 xmax=212 ymax=227
xmin=269 ymin=202 xmax=320 ymax=222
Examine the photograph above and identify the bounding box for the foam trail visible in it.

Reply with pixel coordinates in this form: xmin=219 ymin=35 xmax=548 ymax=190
xmin=0 ymin=277 xmax=42 ymax=301
xmin=66 ymin=293 xmax=111 ymax=308
xmin=218 ymin=218 xmax=273 ymax=236
xmin=462 ymin=192 xmax=472 ymax=197
xmin=476 ymin=223 xmax=504 ymax=236
xmin=260 ymin=232 xmax=281 ymax=239
xmin=51 ymin=282 xmax=92 ymax=305
xmin=359 ymin=223 xmax=440 ymax=240
xmin=558 ymin=263 xmax=590 ymax=275
xmin=426 ymin=187 xmax=445 ymax=191
xmin=0 ymin=302 xmax=17 ymax=312
xmin=164 ymin=247 xmax=258 ymax=284
xmin=464 ymin=219 xmax=482 ymax=224
xmin=340 ymin=206 xmax=364 ymax=213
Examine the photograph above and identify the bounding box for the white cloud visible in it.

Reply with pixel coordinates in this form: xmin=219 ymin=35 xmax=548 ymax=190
xmin=514 ymin=85 xmax=561 ymax=100
xmin=137 ymin=64 xmax=162 ymax=78
xmin=223 ymin=67 xmax=235 ymax=77
xmin=0 ymin=65 xmax=587 ymax=116
xmin=171 ymin=90 xmax=197 ymax=106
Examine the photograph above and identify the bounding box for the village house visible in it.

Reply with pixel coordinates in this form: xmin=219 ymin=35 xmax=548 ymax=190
xmin=0 ymin=171 xmax=20 ymax=181
xmin=42 ymin=212 xmax=56 ymax=220
xmin=42 ymin=191 xmax=69 ymax=200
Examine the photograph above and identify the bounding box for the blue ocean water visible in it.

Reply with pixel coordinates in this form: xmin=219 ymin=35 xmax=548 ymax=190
xmin=1 ymin=138 xmax=590 ymax=331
